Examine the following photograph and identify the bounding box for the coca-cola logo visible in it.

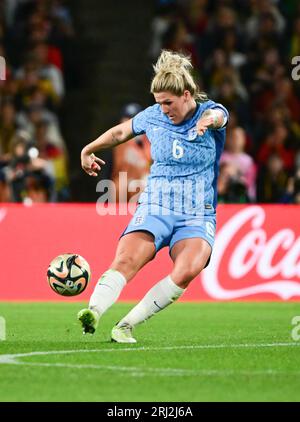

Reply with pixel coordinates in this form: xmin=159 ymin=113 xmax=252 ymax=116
xmin=202 ymin=206 xmax=300 ymax=300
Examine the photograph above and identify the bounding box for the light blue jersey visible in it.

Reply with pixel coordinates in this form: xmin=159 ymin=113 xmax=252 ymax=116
xmin=132 ymin=100 xmax=228 ymax=216
xmin=122 ymin=100 xmax=228 ymax=257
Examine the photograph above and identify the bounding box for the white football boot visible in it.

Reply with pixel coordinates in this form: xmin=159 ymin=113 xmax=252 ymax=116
xmin=111 ymin=322 xmax=137 ymax=343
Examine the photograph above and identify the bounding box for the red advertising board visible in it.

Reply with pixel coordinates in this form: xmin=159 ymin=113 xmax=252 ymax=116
xmin=0 ymin=203 xmax=299 ymax=301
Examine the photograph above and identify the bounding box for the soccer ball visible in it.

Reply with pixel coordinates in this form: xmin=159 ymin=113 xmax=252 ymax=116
xmin=47 ymin=254 xmax=91 ymax=296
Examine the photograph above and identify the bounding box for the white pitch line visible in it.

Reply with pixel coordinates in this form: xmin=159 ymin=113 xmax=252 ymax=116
xmin=0 ymin=341 xmax=299 ymax=363
xmin=0 ymin=342 xmax=300 ymax=378
xmin=1 ymin=361 xmax=300 ymax=378
xmin=5 ymin=361 xmax=212 ymax=377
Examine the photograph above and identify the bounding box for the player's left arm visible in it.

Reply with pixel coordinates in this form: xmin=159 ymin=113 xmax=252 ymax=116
xmin=196 ymin=108 xmax=227 ymax=136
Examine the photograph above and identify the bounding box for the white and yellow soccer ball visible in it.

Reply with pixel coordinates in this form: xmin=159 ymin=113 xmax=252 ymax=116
xmin=47 ymin=254 xmax=91 ymax=296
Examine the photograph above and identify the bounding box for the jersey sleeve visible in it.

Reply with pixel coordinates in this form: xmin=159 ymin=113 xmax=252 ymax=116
xmin=132 ymin=107 xmax=151 ymax=135
xmin=201 ymin=100 xmax=229 ymax=128
xmin=211 ymin=103 xmax=229 ymax=128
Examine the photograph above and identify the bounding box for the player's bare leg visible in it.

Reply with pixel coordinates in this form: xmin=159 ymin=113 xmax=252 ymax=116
xmin=113 ymin=238 xmax=211 ymax=342
xmin=78 ymin=231 xmax=155 ymax=334
xmin=170 ymin=238 xmax=212 ymax=288
xmin=110 ymin=231 xmax=156 ymax=280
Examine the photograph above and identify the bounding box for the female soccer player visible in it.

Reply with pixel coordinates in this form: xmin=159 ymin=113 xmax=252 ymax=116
xmin=78 ymin=50 xmax=229 ymax=343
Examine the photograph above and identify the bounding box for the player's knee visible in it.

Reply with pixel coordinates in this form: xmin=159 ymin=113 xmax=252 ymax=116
xmin=172 ymin=267 xmax=201 ymax=289
xmin=112 ymin=253 xmax=139 ymax=276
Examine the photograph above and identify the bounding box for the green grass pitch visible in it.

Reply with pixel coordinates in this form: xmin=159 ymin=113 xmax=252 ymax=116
xmin=0 ymin=302 xmax=300 ymax=402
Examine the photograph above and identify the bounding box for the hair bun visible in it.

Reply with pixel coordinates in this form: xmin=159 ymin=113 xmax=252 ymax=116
xmin=153 ymin=50 xmax=193 ymax=75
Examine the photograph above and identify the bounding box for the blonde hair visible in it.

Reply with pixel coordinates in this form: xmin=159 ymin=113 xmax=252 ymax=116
xmin=150 ymin=50 xmax=208 ymax=102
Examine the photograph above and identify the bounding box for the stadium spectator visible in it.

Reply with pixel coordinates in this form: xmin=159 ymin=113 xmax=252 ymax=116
xmin=149 ymin=1 xmax=179 ymax=59
xmin=181 ymin=0 xmax=209 ymax=40
xmin=0 ymin=168 xmax=10 ymax=202
xmin=162 ymin=20 xmax=200 ymax=68
xmin=291 ymin=169 xmax=300 ymax=204
xmin=16 ymin=104 xmax=65 ymax=149
xmin=34 ymin=119 xmax=69 ymax=200
xmin=217 ymin=161 xmax=249 ymax=204
xmin=220 ymin=126 xmax=256 ymax=201
xmin=0 ymin=101 xmax=17 ymax=160
xmin=31 ymin=41 xmax=65 ymax=100
xmin=289 ymin=15 xmax=300 ymax=59
xmin=256 ymin=153 xmax=289 ymax=203
xmin=6 ymin=132 xmax=54 ymax=202
xmin=14 ymin=44 xmax=65 ymax=104
xmin=246 ymin=1 xmax=286 ymax=41
xmin=220 ymin=28 xmax=247 ymax=70
xmin=212 ymin=71 xmax=249 ymax=130
xmin=15 ymin=57 xmax=54 ymax=108
xmin=257 ymin=123 xmax=295 ymax=171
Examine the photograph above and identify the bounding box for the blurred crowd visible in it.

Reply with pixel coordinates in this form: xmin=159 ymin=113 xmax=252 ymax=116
xmin=150 ymin=0 xmax=300 ymax=204
xmin=1 ymin=0 xmax=300 ymax=205
xmin=0 ymin=0 xmax=73 ymax=203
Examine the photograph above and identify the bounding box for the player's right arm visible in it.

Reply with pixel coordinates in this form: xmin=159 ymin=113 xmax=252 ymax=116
xmin=81 ymin=119 xmax=134 ymax=177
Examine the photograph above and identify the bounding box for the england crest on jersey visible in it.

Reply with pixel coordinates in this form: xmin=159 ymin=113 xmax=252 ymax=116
xmin=134 ymin=215 xmax=145 ymax=225
xmin=188 ymin=127 xmax=198 ymax=141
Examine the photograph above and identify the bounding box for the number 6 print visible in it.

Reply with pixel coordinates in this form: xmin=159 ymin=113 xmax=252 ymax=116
xmin=206 ymin=221 xmax=215 ymax=238
xmin=172 ymin=139 xmax=184 ymax=159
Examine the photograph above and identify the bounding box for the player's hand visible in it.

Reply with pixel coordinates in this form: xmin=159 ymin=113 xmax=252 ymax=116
xmin=81 ymin=150 xmax=105 ymax=177
xmin=196 ymin=115 xmax=214 ymax=136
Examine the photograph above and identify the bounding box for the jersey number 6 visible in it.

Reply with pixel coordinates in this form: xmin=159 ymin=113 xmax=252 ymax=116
xmin=172 ymin=139 xmax=184 ymax=159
